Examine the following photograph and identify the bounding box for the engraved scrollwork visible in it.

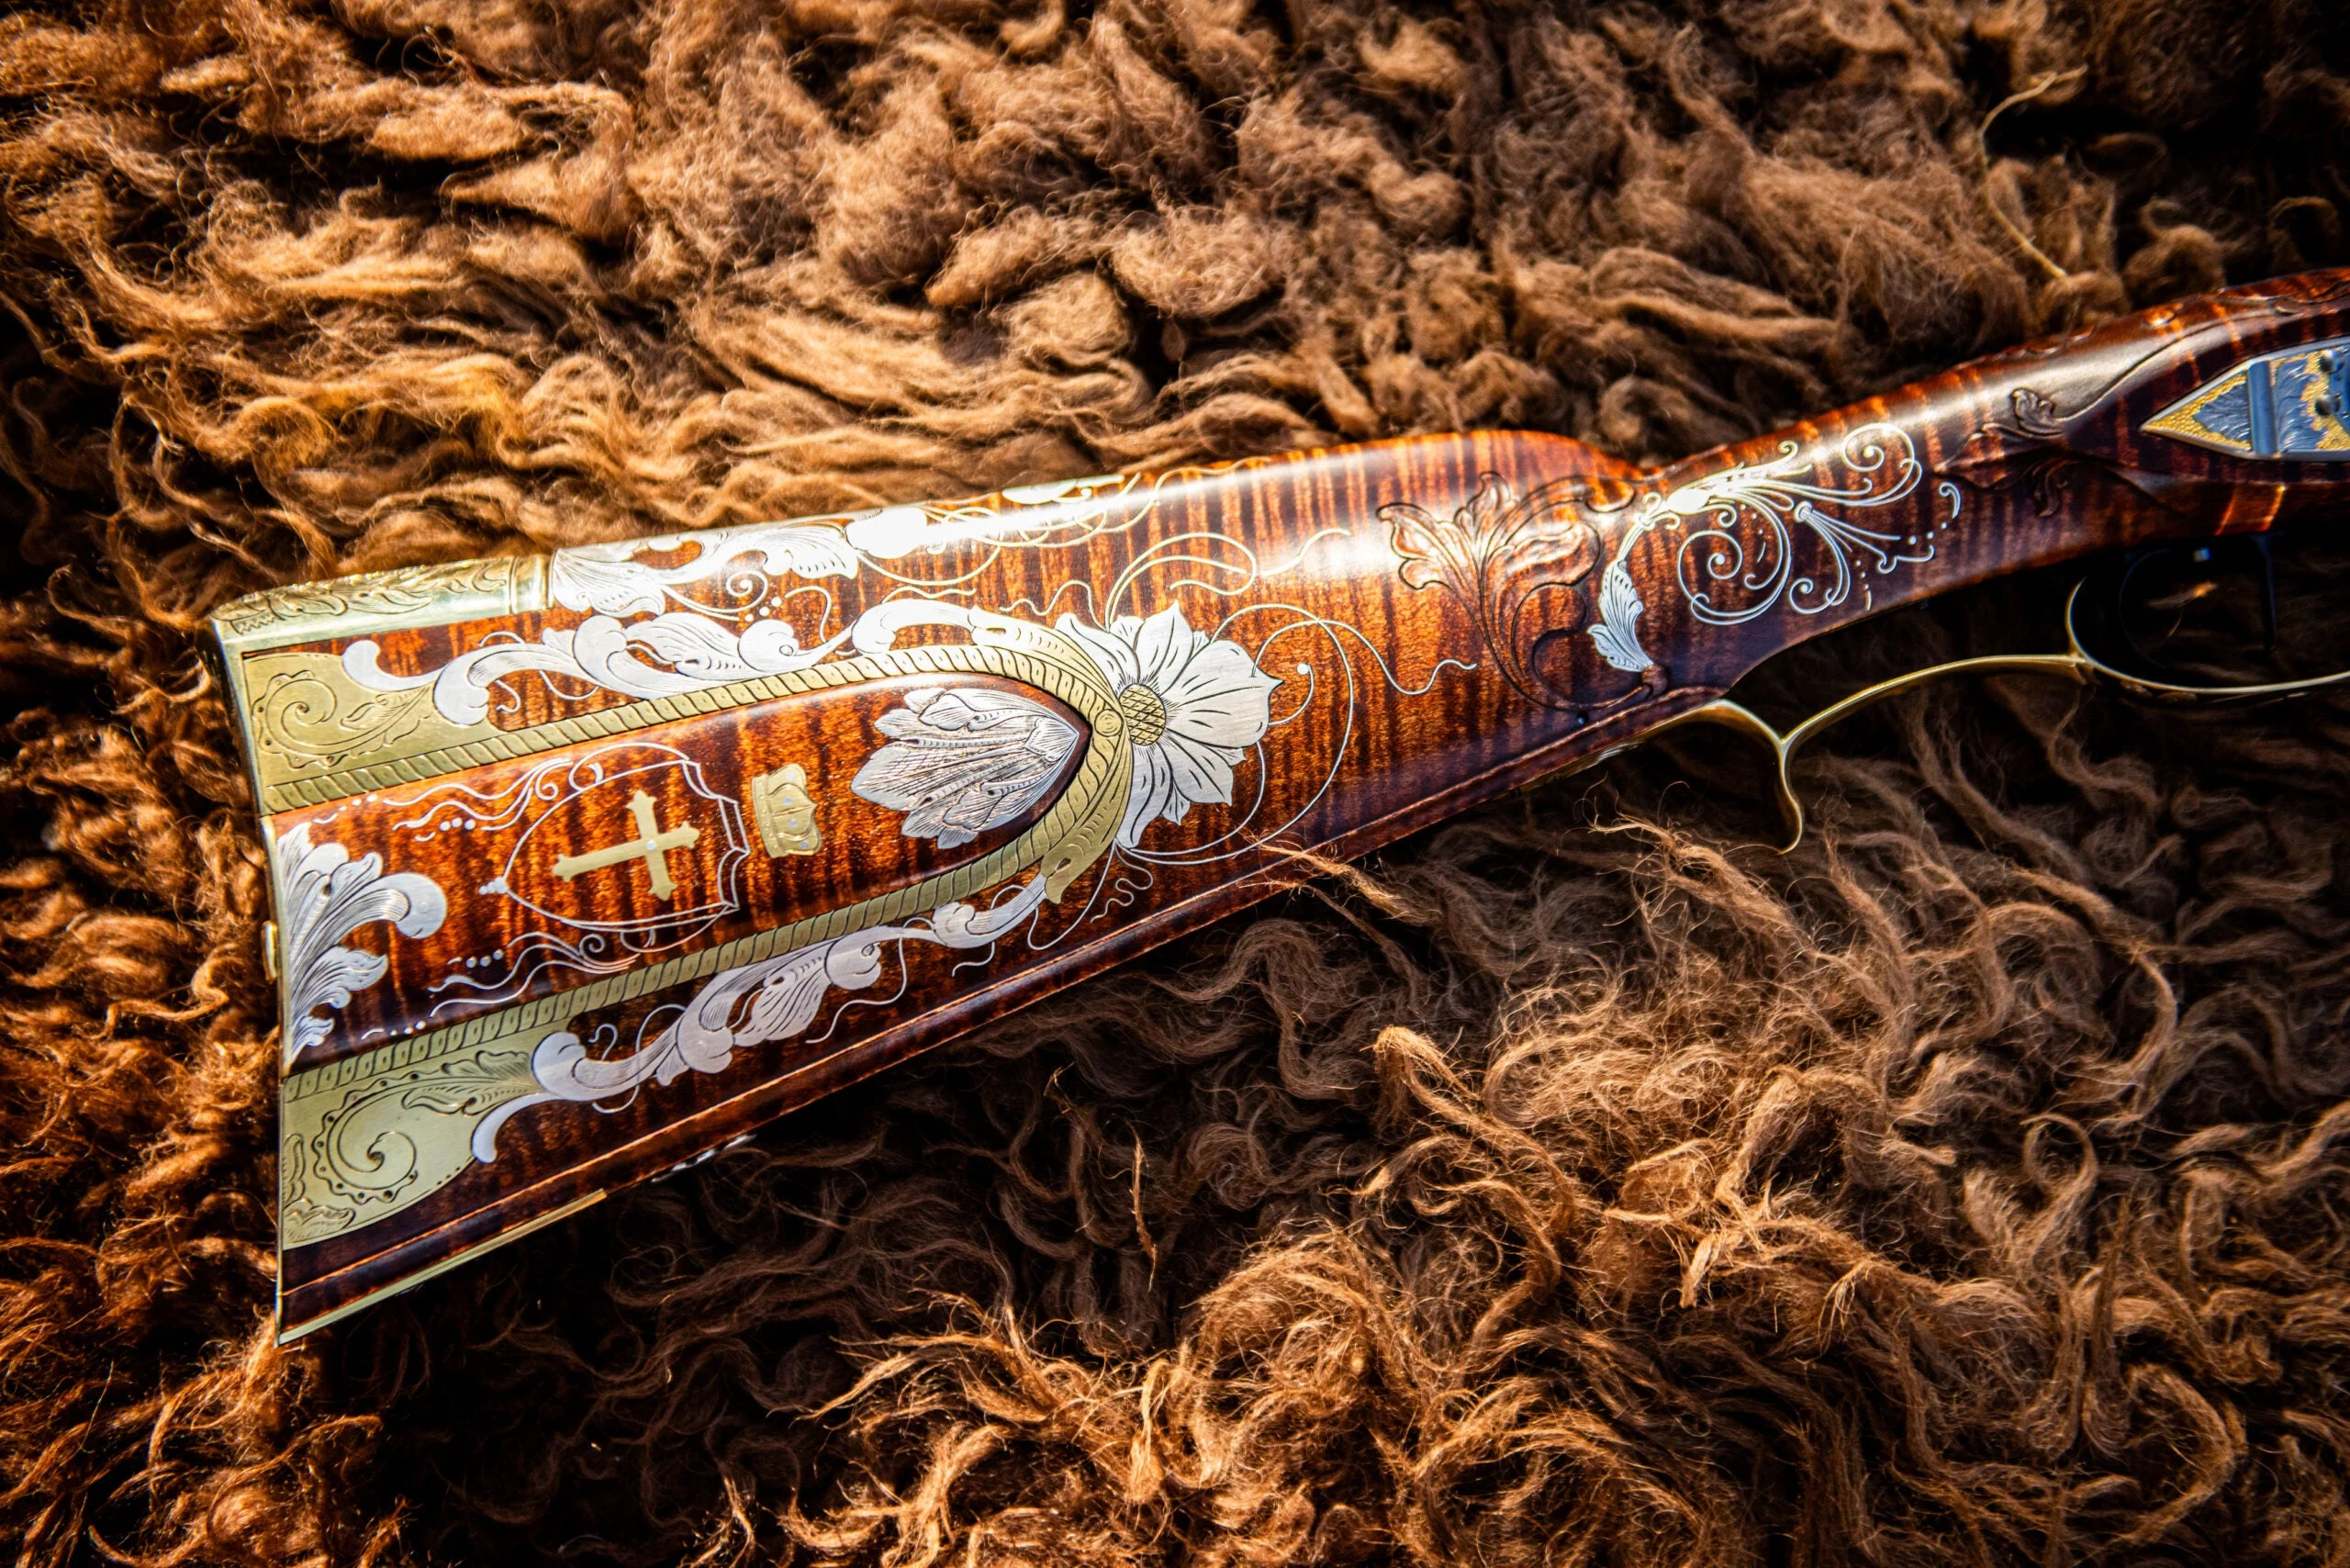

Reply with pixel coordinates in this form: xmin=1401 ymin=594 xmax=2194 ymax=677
xmin=1953 ymin=382 xmax=2114 ymax=517
xmin=280 ymin=870 xmax=1065 ymax=1251
xmin=1998 ymin=386 xmax=2067 ymax=440
xmin=216 ymin=556 xmax=539 ymax=646
xmin=535 ymin=464 xmax=1244 ymax=617
xmin=517 ymin=602 xmax=1282 ymax=1120
xmin=1583 ymin=422 xmax=1952 ymax=672
xmin=1383 ymin=475 xmax=1660 ymax=717
xmin=842 ymin=472 xmax=1155 ymax=561
xmin=276 ymin=603 xmax=1141 ymax=1245
xmin=281 ymin=1043 xmax=542 ymax=1246
xmin=241 ymin=606 xmax=856 ymax=795
xmin=340 ymin=611 xmax=853 ymax=728
xmin=1660 ymin=423 xmax=1927 ymax=628
xmin=274 ymin=599 xmax=1297 ymax=1247
xmin=249 ymin=656 xmax=460 ymax=774
xmin=547 ymin=523 xmax=860 ymax=619
xmin=230 ymin=465 xmax=1281 ymax=808
xmin=275 ymin=824 xmax=448 ymax=1072
xmin=482 ymin=873 xmax=1062 ymax=1158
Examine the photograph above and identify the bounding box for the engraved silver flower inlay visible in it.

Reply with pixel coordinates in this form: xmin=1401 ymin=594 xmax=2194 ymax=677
xmin=1055 ymin=605 xmax=1281 ymax=849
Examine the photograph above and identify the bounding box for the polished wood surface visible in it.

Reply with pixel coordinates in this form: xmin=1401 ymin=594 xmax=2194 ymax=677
xmin=222 ymin=270 xmax=2350 ymax=1337
xmin=272 ymin=671 xmax=1080 ymax=1072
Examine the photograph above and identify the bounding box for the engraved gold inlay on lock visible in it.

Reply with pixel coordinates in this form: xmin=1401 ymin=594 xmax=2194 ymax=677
xmin=749 ymin=764 xmax=822 ymax=857
xmin=552 ymin=789 xmax=701 ymax=900
xmin=2143 ymin=338 xmax=2350 ymax=460
xmin=2295 ymin=352 xmax=2350 ymax=451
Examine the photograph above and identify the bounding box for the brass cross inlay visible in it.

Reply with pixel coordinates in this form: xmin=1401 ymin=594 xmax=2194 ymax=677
xmin=552 ymin=789 xmax=699 ymax=900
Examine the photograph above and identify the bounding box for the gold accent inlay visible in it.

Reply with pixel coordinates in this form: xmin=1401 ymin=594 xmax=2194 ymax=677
xmin=749 ymin=764 xmax=823 ymax=857
xmin=277 ymin=613 xmax=1129 ymax=1250
xmin=2143 ymin=364 xmax=2255 ymax=455
xmin=551 ymin=790 xmax=700 ymax=900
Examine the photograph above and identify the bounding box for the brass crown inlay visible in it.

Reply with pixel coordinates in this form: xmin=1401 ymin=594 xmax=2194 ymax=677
xmin=749 ymin=764 xmax=823 ymax=857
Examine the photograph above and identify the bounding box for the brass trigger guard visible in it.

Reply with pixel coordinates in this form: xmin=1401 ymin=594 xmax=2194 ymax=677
xmin=1663 ymin=580 xmax=2350 ymax=853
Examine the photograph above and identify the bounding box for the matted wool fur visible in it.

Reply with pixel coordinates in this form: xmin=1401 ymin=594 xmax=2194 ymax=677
xmin=4 ymin=0 xmax=2350 ymax=1562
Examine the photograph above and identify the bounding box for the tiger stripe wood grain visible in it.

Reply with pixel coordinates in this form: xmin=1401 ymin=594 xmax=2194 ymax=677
xmin=214 ymin=270 xmax=2350 ymax=1338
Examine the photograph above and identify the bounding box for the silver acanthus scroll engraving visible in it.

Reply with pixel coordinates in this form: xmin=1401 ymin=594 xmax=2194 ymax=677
xmin=272 ymin=454 xmax=1528 ymax=1252
xmin=485 ymin=875 xmax=1061 ymax=1155
xmin=484 ymin=601 xmax=1284 ymax=1136
xmin=325 ymin=481 xmax=1232 ymax=732
xmin=250 ymin=465 xmax=1266 ymax=801
xmin=851 ymin=689 xmax=1081 ymax=849
xmin=1589 ymin=422 xmax=1958 ymax=672
xmin=338 ymin=611 xmax=852 ymax=727
xmin=275 ymin=825 xmax=449 ymax=1072
xmin=545 ymin=522 xmax=860 ymax=616
xmin=280 ymin=597 xmax=1297 ymax=1248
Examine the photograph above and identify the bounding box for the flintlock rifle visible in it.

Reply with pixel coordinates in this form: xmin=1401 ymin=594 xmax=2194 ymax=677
xmin=211 ymin=270 xmax=2350 ymax=1340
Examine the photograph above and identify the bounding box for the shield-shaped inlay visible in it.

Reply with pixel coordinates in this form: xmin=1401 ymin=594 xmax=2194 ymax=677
xmin=481 ymin=744 xmax=749 ymax=935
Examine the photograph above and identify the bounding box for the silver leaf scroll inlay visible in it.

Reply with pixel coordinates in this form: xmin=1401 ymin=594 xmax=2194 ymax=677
xmin=850 ymin=687 xmax=1081 ymax=849
xmin=275 ymin=824 xmax=449 ymax=1070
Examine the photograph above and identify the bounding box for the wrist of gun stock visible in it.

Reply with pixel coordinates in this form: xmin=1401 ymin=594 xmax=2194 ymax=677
xmin=1504 ymin=273 xmax=2343 ymax=702
xmin=216 ymin=270 xmax=2350 ymax=1338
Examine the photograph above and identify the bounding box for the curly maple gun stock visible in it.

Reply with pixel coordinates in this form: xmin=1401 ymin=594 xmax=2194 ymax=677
xmin=212 ymin=270 xmax=2350 ymax=1339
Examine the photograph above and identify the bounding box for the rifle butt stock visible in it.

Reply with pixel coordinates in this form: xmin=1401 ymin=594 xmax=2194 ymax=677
xmin=212 ymin=269 xmax=2350 ymax=1338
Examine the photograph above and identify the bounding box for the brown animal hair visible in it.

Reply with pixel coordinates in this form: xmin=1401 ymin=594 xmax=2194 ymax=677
xmin=3 ymin=0 xmax=2350 ymax=1562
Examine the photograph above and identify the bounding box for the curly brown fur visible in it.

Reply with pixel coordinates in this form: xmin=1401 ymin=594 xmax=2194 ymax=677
xmin=5 ymin=0 xmax=2350 ymax=1563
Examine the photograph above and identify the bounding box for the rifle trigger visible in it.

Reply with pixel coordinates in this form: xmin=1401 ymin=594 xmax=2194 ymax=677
xmin=1659 ymin=653 xmax=2093 ymax=854
xmin=1654 ymin=566 xmax=2350 ymax=855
